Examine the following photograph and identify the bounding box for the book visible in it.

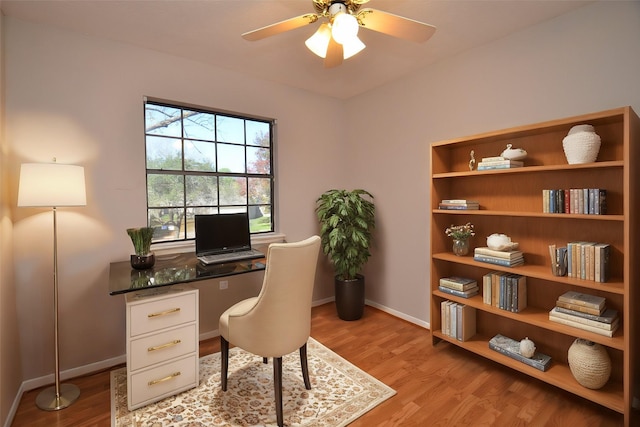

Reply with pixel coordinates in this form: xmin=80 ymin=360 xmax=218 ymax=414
xmin=438 ymin=285 xmax=479 ymax=299
xmin=474 ymin=247 xmax=523 ymax=260
xmin=440 ymin=199 xmax=479 ymax=205
xmin=594 ymin=243 xmax=610 ymax=283
xmin=549 ymin=307 xmax=618 ymax=330
xmin=488 ymin=334 xmax=552 ymax=372
xmin=473 ymin=254 xmax=524 ymax=267
xmin=477 ymin=159 xmax=524 ymax=169
xmin=480 ymin=156 xmax=506 ymax=162
xmin=548 ymin=314 xmax=618 ymax=337
xmin=558 ymin=291 xmax=605 ymax=310
xmin=482 ymin=273 xmax=492 ymax=305
xmin=439 ymin=276 xmax=478 ymax=291
xmin=555 ymin=300 xmax=603 ymax=316
xmin=438 ymin=203 xmax=479 ymax=210
xmin=553 ymin=306 xmax=618 ymax=324
xmin=456 ymin=304 xmax=477 ymax=341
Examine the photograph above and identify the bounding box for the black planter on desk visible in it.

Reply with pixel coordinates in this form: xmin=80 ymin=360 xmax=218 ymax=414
xmin=130 ymin=253 xmax=155 ymax=270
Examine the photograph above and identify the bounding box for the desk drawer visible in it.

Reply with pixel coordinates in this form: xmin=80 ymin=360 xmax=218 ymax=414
xmin=129 ymin=323 xmax=197 ymax=371
xmin=128 ymin=354 xmax=198 ymax=410
xmin=128 ymin=291 xmax=197 ymax=337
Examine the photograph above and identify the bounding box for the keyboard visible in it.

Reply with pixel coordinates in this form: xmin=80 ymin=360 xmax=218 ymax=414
xmin=197 ymin=248 xmax=264 ymax=265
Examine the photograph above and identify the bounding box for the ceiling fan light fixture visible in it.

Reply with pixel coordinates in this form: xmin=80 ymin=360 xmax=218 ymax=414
xmin=331 ymin=12 xmax=359 ymax=45
xmin=305 ymin=23 xmax=332 ymax=58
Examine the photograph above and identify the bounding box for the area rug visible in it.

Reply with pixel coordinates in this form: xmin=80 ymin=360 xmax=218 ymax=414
xmin=111 ymin=337 xmax=395 ymax=426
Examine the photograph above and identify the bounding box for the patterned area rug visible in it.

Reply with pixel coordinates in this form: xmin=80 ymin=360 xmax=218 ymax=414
xmin=111 ymin=337 xmax=395 ymax=426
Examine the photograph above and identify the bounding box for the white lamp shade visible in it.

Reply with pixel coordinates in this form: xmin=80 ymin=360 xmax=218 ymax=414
xmin=305 ymin=23 xmax=332 ymax=58
xmin=343 ymin=35 xmax=366 ymax=59
xmin=18 ymin=163 xmax=87 ymax=207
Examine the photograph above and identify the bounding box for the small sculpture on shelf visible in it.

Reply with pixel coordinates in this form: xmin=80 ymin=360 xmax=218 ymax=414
xmin=501 ymin=144 xmax=528 ymax=160
xmin=519 ymin=337 xmax=536 ymax=358
xmin=469 ymin=150 xmax=476 ymax=171
xmin=445 ymin=223 xmax=475 ymax=256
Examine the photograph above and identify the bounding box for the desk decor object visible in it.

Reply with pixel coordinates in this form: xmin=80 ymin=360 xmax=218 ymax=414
xmin=127 ymin=227 xmax=155 ymax=269
xmin=445 ymin=223 xmax=474 ymax=256
xmin=17 ymin=161 xmax=86 ymax=410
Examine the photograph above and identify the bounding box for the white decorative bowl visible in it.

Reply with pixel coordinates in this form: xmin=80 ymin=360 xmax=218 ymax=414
xmin=501 ymin=144 xmax=527 ymax=160
xmin=486 ymin=233 xmax=518 ymax=251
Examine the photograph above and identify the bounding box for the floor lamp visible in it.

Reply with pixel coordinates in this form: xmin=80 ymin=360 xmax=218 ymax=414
xmin=17 ymin=161 xmax=86 ymax=411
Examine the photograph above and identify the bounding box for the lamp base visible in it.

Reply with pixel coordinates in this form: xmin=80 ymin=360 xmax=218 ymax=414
xmin=36 ymin=383 xmax=80 ymax=411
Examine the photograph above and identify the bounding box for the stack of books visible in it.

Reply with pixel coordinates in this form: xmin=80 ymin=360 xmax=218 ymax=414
xmin=477 ymin=156 xmax=524 ymax=170
xmin=566 ymin=242 xmax=610 ymax=282
xmin=488 ymin=334 xmax=552 ymax=371
xmin=542 ymin=188 xmax=607 ymax=214
xmin=481 ymin=272 xmax=527 ymax=312
xmin=549 ymin=291 xmax=619 ymax=337
xmin=441 ymin=300 xmax=476 ymax=341
xmin=438 ymin=276 xmax=479 ymax=298
xmin=473 ymin=246 xmax=524 ymax=267
xmin=438 ymin=199 xmax=479 ymax=210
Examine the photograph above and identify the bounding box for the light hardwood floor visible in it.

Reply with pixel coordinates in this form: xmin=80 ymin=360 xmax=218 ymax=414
xmin=12 ymin=303 xmax=624 ymax=426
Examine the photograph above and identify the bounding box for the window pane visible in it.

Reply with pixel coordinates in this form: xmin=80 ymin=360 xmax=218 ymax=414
xmin=219 ymin=176 xmax=246 ymax=205
xmin=248 ymin=177 xmax=271 ymax=205
xmin=184 ymin=140 xmax=216 ymax=171
xmin=246 ymin=120 xmax=270 ymax=147
xmin=249 ymin=206 xmax=272 ymax=233
xmin=148 ymin=208 xmax=185 ymax=241
xmin=147 ymin=173 xmax=184 ymax=207
xmin=217 ymin=144 xmax=245 ymax=173
xmin=247 ymin=146 xmax=270 ymax=174
xmin=185 ymin=175 xmax=218 ymax=206
xmin=216 ymin=116 xmax=245 ymax=144
xmin=183 ymin=110 xmax=215 ymax=141
xmin=146 ymin=136 xmax=182 ymax=170
xmin=145 ymin=104 xmax=182 ymax=137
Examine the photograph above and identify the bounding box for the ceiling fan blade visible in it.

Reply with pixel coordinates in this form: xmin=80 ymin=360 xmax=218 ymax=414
xmin=357 ymin=8 xmax=436 ymax=43
xmin=324 ymin=37 xmax=344 ymax=68
xmin=242 ymin=13 xmax=319 ymax=41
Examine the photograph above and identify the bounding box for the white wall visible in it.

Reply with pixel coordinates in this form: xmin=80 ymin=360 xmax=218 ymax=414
xmin=346 ymin=1 xmax=640 ymax=324
xmin=5 ymin=17 xmax=344 ymax=384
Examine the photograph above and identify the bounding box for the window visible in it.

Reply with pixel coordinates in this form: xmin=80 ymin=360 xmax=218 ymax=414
xmin=144 ymin=98 xmax=274 ymax=243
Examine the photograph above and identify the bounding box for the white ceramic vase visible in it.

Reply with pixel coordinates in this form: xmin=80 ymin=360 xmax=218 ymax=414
xmin=562 ymin=124 xmax=601 ymax=164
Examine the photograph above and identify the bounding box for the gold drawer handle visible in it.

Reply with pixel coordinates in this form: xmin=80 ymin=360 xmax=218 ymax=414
xmin=147 ymin=307 xmax=181 ymax=318
xmin=148 ymin=371 xmax=181 ymax=386
xmin=148 ymin=340 xmax=181 ymax=352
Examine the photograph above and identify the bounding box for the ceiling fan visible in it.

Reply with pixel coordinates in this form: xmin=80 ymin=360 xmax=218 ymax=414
xmin=242 ymin=0 xmax=436 ymax=68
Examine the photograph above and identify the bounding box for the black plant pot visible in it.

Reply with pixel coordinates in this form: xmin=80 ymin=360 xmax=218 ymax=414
xmin=130 ymin=253 xmax=155 ymax=270
xmin=335 ymin=274 xmax=365 ymax=321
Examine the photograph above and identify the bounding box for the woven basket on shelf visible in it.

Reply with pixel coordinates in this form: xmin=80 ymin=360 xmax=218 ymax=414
xmin=568 ymin=338 xmax=611 ymax=389
xmin=562 ymin=124 xmax=601 ymax=164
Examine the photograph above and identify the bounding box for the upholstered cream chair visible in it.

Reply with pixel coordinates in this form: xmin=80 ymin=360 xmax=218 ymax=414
xmin=219 ymin=235 xmax=321 ymax=427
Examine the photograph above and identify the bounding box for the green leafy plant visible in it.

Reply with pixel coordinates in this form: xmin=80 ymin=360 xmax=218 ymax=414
xmin=316 ymin=189 xmax=375 ymax=280
xmin=127 ymin=227 xmax=155 ymax=256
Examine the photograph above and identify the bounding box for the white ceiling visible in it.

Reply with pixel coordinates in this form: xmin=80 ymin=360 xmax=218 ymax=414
xmin=1 ymin=0 xmax=593 ymax=99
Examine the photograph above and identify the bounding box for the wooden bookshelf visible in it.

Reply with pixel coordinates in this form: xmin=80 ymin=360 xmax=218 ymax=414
xmin=429 ymin=106 xmax=639 ymax=426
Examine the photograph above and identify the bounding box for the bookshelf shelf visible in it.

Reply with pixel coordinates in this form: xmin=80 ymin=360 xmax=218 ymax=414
xmin=429 ymin=107 xmax=639 ymax=426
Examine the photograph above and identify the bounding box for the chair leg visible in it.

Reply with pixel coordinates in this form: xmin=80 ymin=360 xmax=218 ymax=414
xmin=273 ymin=357 xmax=283 ymax=427
xmin=221 ymin=336 xmax=229 ymax=391
xmin=299 ymin=343 xmax=311 ymax=390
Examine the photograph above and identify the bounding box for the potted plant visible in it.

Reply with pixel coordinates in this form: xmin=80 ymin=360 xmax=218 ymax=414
xmin=127 ymin=227 xmax=156 ymax=269
xmin=316 ymin=189 xmax=375 ymax=320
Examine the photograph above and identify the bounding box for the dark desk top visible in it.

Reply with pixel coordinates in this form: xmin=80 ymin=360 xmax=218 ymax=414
xmin=108 ymin=252 xmax=266 ymax=295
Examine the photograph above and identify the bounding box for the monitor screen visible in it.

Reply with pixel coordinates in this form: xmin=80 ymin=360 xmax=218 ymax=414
xmin=194 ymin=213 xmax=251 ymax=256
